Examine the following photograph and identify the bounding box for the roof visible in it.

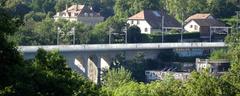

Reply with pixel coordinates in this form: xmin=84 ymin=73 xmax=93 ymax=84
xmin=64 ymin=5 xmax=85 ymax=17
xmin=185 ymin=13 xmax=212 ymax=22
xmin=192 ymin=19 xmax=225 ymax=27
xmin=128 ymin=10 xmax=181 ymax=29
xmin=64 ymin=5 xmax=85 ymax=12
xmin=129 ymin=11 xmax=145 ymax=20
xmin=55 ymin=4 xmax=102 ymax=17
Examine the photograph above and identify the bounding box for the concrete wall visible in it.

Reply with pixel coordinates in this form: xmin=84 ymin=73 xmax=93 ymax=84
xmin=78 ymin=16 xmax=104 ymax=25
xmin=54 ymin=16 xmax=104 ymax=25
xmin=54 ymin=17 xmax=78 ymax=22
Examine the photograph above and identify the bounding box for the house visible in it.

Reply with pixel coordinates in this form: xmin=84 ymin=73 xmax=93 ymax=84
xmin=185 ymin=13 xmax=214 ymax=23
xmin=127 ymin=10 xmax=181 ymax=34
xmin=54 ymin=4 xmax=104 ymax=25
xmin=195 ymin=58 xmax=230 ymax=73
xmin=184 ymin=13 xmax=228 ymax=39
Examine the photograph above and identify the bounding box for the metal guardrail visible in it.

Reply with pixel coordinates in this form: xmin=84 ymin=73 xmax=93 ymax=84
xmin=19 ymin=42 xmax=227 ymax=53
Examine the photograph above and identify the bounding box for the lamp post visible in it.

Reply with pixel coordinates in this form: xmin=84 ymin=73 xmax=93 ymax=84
xmin=125 ymin=27 xmax=128 ymax=44
xmin=57 ymin=27 xmax=61 ymax=45
xmin=72 ymin=27 xmax=76 ymax=45
xmin=181 ymin=12 xmax=184 ymax=42
xmin=123 ymin=23 xmax=129 ymax=44
xmin=161 ymin=16 xmax=165 ymax=43
xmin=109 ymin=26 xmax=113 ymax=44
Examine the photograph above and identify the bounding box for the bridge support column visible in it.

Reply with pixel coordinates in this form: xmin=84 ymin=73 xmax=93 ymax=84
xmin=87 ymin=54 xmax=113 ymax=84
xmin=74 ymin=56 xmax=89 ymax=77
xmin=88 ymin=56 xmax=99 ymax=83
xmin=98 ymin=55 xmax=112 ymax=83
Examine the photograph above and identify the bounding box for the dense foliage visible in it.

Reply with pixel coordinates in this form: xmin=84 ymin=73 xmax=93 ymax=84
xmin=2 ymin=0 xmax=240 ymax=96
xmin=2 ymin=0 xmax=239 ymax=45
xmin=0 ymin=2 xmax=98 ymax=95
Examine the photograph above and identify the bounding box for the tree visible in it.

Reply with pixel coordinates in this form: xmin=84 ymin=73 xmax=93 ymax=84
xmin=34 ymin=17 xmax=57 ymax=45
xmin=54 ymin=0 xmax=67 ymax=12
xmin=98 ymin=0 xmax=114 ymax=18
xmin=112 ymin=75 xmax=183 ymax=96
xmin=184 ymin=71 xmax=235 ymax=96
xmin=210 ymin=49 xmax=228 ymax=60
xmin=101 ymin=67 xmax=132 ymax=96
xmin=127 ymin=53 xmax=146 ymax=82
xmin=11 ymin=49 xmax=99 ymax=96
xmin=113 ymin=0 xmax=128 ymax=19
xmin=0 ymin=2 xmax=23 ymax=91
xmin=29 ymin=0 xmax=56 ymax=13
xmin=54 ymin=19 xmax=76 ymax=44
xmin=88 ymin=21 xmax=108 ymax=44
xmin=74 ymin=22 xmax=92 ymax=44
xmin=223 ymin=31 xmax=240 ymax=95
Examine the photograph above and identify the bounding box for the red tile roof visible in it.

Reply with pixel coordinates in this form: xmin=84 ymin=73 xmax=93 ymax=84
xmin=128 ymin=10 xmax=181 ymax=29
xmin=129 ymin=11 xmax=145 ymax=20
xmin=185 ymin=13 xmax=212 ymax=22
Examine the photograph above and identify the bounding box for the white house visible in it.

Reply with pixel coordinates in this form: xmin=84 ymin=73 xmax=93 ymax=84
xmin=185 ymin=13 xmax=214 ymax=23
xmin=127 ymin=10 xmax=181 ymax=34
xmin=184 ymin=13 xmax=227 ymax=39
xmin=195 ymin=58 xmax=230 ymax=73
xmin=54 ymin=4 xmax=104 ymax=25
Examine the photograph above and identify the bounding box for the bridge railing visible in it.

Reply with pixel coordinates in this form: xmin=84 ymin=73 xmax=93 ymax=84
xmin=19 ymin=42 xmax=227 ymax=53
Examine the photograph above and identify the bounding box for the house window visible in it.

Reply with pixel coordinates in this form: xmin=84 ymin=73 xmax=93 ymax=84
xmin=190 ymin=25 xmax=193 ymax=28
xmin=194 ymin=25 xmax=198 ymax=30
xmin=145 ymin=28 xmax=148 ymax=32
xmin=137 ymin=20 xmax=140 ymax=24
xmin=131 ymin=20 xmax=134 ymax=24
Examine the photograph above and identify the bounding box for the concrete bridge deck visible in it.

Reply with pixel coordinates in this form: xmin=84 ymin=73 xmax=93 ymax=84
xmin=19 ymin=42 xmax=227 ymax=53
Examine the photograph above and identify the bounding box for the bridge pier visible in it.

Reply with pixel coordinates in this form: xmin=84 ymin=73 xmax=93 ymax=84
xmin=74 ymin=56 xmax=88 ymax=76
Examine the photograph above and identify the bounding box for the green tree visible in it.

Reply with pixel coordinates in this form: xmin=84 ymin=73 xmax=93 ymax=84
xmin=101 ymin=67 xmax=132 ymax=96
xmin=74 ymin=22 xmax=92 ymax=44
xmin=0 ymin=2 xmax=23 ymax=91
xmin=54 ymin=19 xmax=76 ymax=44
xmin=11 ymin=49 xmax=99 ymax=96
xmin=223 ymin=31 xmax=240 ymax=95
xmin=30 ymin=0 xmax=56 ymax=13
xmin=184 ymin=71 xmax=233 ymax=96
xmin=112 ymin=75 xmax=183 ymax=96
xmin=210 ymin=49 xmax=228 ymax=60
xmin=54 ymin=0 xmax=68 ymax=12
xmin=88 ymin=21 xmax=108 ymax=44
xmin=125 ymin=53 xmax=147 ymax=82
xmin=34 ymin=17 xmax=57 ymax=45
xmin=98 ymin=0 xmax=114 ymax=18
xmin=113 ymin=0 xmax=128 ymax=19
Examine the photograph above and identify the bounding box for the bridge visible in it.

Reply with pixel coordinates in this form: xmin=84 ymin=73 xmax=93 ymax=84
xmin=19 ymin=42 xmax=227 ymax=83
